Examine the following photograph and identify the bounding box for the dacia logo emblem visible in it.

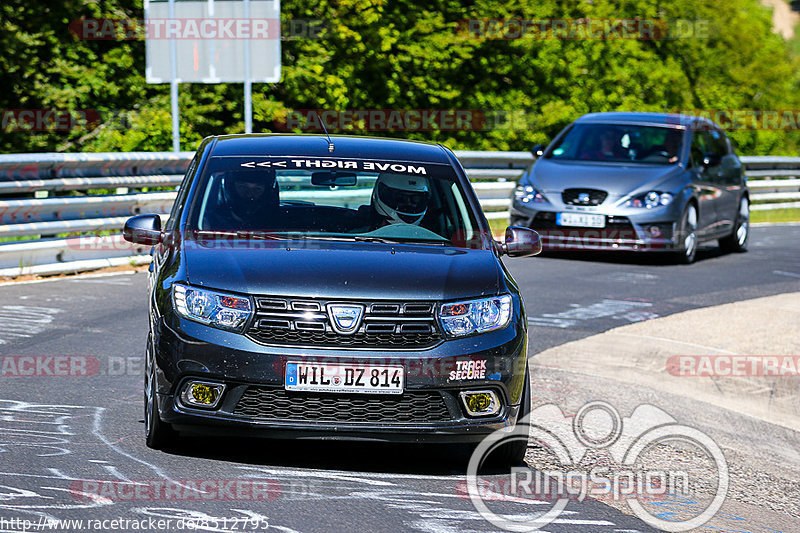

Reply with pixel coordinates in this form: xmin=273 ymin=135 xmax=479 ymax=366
xmin=327 ymin=304 xmax=364 ymax=334
xmin=578 ymin=192 xmax=591 ymax=204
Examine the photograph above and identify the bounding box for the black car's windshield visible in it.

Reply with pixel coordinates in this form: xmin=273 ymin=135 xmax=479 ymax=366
xmin=546 ymin=123 xmax=684 ymax=165
xmin=187 ymin=156 xmax=484 ymax=248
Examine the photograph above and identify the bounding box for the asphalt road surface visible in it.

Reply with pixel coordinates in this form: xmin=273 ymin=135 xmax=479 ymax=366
xmin=0 ymin=225 xmax=798 ymax=533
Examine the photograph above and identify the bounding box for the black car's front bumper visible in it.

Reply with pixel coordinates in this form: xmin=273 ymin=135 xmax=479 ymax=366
xmin=152 ymin=313 xmax=528 ymax=444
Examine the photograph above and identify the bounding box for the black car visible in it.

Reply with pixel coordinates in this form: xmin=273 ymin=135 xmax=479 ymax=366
xmin=510 ymin=112 xmax=750 ymax=263
xmin=123 ymin=134 xmax=541 ymax=464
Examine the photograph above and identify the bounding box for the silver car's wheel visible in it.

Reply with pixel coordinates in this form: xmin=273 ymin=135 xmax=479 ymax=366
xmin=674 ymin=204 xmax=698 ymax=264
xmin=720 ymin=197 xmax=749 ymax=253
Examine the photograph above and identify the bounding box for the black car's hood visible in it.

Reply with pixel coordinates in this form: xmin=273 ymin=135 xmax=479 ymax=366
xmin=529 ymin=159 xmax=682 ymax=195
xmin=182 ymin=240 xmax=501 ymax=300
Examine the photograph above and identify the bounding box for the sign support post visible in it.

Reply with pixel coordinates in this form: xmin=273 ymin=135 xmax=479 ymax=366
xmin=168 ymin=0 xmax=180 ymax=152
xmin=244 ymin=0 xmax=253 ymax=133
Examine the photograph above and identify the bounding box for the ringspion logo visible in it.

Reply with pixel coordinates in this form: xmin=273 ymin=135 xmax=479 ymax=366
xmin=466 ymin=401 xmax=728 ymax=531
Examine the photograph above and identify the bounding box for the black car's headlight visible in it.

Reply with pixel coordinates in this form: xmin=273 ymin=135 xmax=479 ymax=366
xmin=173 ymin=284 xmax=253 ymax=331
xmin=624 ymin=191 xmax=674 ymax=208
xmin=438 ymin=294 xmax=513 ymax=337
xmin=514 ymin=184 xmax=548 ymax=204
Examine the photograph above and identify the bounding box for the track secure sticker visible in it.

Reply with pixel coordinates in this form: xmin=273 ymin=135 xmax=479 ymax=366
xmin=239 ymin=159 xmax=428 ymax=175
xmin=449 ymin=359 xmax=487 ymax=380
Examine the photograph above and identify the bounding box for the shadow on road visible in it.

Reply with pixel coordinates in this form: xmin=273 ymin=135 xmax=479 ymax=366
xmin=157 ymin=434 xmax=477 ymax=475
xmin=536 ymin=244 xmax=727 ymax=266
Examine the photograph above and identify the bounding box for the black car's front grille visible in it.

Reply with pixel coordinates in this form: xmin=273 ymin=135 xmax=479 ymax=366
xmin=233 ymin=387 xmax=453 ymax=424
xmin=562 ymin=188 xmax=608 ymax=206
xmin=247 ymin=297 xmax=443 ymax=349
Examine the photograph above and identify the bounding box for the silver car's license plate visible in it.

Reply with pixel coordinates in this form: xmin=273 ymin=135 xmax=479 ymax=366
xmin=285 ymin=362 xmax=404 ymax=394
xmin=556 ymin=212 xmax=606 ymax=228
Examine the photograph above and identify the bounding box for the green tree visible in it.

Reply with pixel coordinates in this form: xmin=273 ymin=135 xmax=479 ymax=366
xmin=2 ymin=0 xmax=799 ymax=155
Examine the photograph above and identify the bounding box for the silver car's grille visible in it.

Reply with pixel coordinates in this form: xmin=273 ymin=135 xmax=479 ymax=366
xmin=246 ymin=297 xmax=442 ymax=349
xmin=562 ymin=188 xmax=608 ymax=206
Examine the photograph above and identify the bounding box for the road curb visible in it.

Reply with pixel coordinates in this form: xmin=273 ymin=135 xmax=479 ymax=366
xmin=531 ymin=291 xmax=800 ymax=432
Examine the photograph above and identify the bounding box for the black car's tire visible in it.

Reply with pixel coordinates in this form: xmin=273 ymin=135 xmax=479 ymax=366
xmin=482 ymin=366 xmax=531 ymax=469
xmin=719 ymin=197 xmax=750 ymax=254
xmin=144 ymin=339 xmax=177 ymax=450
xmin=674 ymin=204 xmax=698 ymax=264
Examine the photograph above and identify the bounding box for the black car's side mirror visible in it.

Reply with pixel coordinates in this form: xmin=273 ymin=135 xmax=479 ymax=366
xmin=532 ymin=144 xmax=546 ymax=158
xmin=501 ymin=226 xmax=542 ymax=257
xmin=701 ymin=153 xmax=721 ymax=168
xmin=123 ymin=214 xmax=163 ymax=245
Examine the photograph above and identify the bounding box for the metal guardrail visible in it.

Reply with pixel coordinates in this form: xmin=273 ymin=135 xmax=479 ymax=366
xmin=0 ymin=151 xmax=798 ymax=277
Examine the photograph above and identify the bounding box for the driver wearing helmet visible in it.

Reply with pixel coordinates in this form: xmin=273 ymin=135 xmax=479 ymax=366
xmin=205 ymin=170 xmax=280 ymax=230
xmin=370 ymin=173 xmax=430 ymax=227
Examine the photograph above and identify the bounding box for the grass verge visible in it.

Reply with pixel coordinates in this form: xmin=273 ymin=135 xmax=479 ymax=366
xmin=751 ymin=207 xmax=800 ymax=224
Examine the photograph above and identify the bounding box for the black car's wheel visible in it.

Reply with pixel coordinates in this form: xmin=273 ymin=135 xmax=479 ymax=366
xmin=719 ymin=197 xmax=749 ymax=253
xmin=674 ymin=204 xmax=698 ymax=264
xmin=145 ymin=338 xmax=177 ymax=450
xmin=483 ymin=366 xmax=531 ymax=468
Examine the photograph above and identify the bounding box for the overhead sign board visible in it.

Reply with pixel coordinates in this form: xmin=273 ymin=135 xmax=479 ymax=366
xmin=144 ymin=0 xmax=281 ymax=84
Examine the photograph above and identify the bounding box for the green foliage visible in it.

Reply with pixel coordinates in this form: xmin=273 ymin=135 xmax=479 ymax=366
xmin=2 ymin=0 xmax=800 ymax=155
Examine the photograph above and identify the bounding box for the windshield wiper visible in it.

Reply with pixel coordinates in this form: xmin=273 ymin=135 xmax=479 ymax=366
xmin=193 ymin=230 xmax=238 ymax=238
xmin=354 ymin=236 xmax=449 ymax=246
xmin=237 ymin=231 xmax=284 ymax=240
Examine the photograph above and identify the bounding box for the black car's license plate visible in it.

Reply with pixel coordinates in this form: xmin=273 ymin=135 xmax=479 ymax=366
xmin=285 ymin=362 xmax=404 ymax=394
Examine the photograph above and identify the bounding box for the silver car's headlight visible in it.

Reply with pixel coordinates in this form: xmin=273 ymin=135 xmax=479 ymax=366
xmin=625 ymin=191 xmax=674 ymax=208
xmin=438 ymin=294 xmax=513 ymax=337
xmin=514 ymin=184 xmax=548 ymax=204
xmin=173 ymin=284 xmax=253 ymax=332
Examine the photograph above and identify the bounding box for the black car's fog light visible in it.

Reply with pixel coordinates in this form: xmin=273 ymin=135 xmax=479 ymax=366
xmin=460 ymin=390 xmax=501 ymax=417
xmin=181 ymin=381 xmax=225 ymax=409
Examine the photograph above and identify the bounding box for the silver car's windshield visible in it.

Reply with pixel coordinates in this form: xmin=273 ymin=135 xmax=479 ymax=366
xmin=187 ymin=156 xmax=485 ymax=248
xmin=546 ymin=124 xmax=684 ymax=165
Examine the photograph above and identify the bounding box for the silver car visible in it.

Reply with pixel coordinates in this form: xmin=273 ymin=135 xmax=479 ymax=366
xmin=509 ymin=112 xmax=750 ymax=263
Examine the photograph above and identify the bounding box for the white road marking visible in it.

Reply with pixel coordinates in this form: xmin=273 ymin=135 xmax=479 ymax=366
xmin=0 ymin=271 xmax=140 ymax=287
xmin=773 ymin=270 xmax=800 ymax=279
xmin=233 ymin=465 xmax=631 ymax=532
xmin=68 ymin=277 xmax=134 ymax=286
xmin=0 ymin=306 xmax=61 ymax=344
xmin=528 ymin=300 xmax=655 ymax=329
xmin=614 ymin=332 xmax=739 ymax=355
